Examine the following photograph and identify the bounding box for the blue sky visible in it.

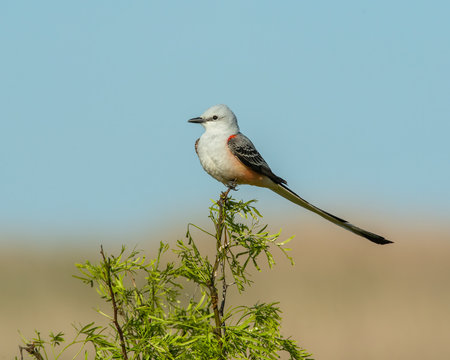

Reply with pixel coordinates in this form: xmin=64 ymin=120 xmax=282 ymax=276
xmin=1 ymin=1 xmax=449 ymax=238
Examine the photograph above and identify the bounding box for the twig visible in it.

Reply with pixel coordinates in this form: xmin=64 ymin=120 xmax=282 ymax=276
xmin=208 ymin=187 xmax=232 ymax=345
xmin=219 ymin=275 xmax=228 ymax=318
xmin=19 ymin=344 xmax=44 ymax=360
xmin=208 ymin=279 xmax=222 ymax=339
xmin=219 ymin=213 xmax=230 ymax=320
xmin=100 ymin=245 xmax=129 ymax=360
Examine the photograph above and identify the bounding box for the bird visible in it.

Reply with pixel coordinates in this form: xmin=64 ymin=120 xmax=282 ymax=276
xmin=188 ymin=104 xmax=392 ymax=245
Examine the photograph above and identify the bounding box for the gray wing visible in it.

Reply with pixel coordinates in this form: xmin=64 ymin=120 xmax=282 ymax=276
xmin=227 ymin=133 xmax=287 ymax=185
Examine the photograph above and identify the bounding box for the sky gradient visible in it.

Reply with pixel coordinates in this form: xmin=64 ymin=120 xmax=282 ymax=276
xmin=1 ymin=1 xmax=449 ymax=239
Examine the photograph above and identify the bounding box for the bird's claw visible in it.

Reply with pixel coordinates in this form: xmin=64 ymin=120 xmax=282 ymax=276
xmin=220 ymin=180 xmax=238 ymax=200
xmin=227 ymin=179 xmax=238 ymax=191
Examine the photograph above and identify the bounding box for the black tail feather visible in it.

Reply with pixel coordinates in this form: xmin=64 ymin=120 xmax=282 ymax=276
xmin=274 ymin=183 xmax=393 ymax=245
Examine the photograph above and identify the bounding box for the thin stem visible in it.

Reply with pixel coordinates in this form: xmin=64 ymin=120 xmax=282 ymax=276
xmin=19 ymin=344 xmax=44 ymax=360
xmin=220 ymin=217 xmax=229 ymax=320
xmin=219 ymin=273 xmax=228 ymax=318
xmin=100 ymin=246 xmax=129 ymax=360
xmin=208 ymin=187 xmax=232 ymax=348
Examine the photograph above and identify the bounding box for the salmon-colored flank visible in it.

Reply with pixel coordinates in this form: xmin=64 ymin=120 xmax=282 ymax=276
xmin=225 ymin=146 xmax=272 ymax=187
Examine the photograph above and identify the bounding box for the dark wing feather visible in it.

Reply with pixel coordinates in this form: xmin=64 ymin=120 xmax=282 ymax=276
xmin=228 ymin=133 xmax=287 ymax=185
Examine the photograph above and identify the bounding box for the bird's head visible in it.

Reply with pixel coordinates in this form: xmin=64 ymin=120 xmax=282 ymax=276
xmin=188 ymin=104 xmax=239 ymax=134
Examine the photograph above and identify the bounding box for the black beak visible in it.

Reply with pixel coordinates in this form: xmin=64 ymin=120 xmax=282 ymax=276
xmin=188 ymin=117 xmax=205 ymax=124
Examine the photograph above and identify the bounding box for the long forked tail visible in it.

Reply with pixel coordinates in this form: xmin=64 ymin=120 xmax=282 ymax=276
xmin=271 ymin=183 xmax=393 ymax=245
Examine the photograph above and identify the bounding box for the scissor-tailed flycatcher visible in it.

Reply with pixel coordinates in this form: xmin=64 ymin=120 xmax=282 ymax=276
xmin=188 ymin=104 xmax=392 ymax=245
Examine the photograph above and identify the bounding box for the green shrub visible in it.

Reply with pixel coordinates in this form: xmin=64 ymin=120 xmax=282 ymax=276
xmin=18 ymin=192 xmax=312 ymax=360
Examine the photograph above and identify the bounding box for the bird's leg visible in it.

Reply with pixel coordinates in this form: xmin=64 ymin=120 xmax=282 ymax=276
xmin=227 ymin=179 xmax=238 ymax=191
xmin=219 ymin=179 xmax=237 ymax=203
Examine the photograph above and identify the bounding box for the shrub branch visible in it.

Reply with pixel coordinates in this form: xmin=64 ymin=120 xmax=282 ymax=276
xmin=100 ymin=245 xmax=129 ymax=360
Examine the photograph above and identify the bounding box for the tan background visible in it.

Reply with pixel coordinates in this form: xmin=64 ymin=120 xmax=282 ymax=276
xmin=2 ymin=215 xmax=449 ymax=360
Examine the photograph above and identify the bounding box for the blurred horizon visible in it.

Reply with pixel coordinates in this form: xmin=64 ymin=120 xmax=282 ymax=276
xmin=2 ymin=203 xmax=450 ymax=248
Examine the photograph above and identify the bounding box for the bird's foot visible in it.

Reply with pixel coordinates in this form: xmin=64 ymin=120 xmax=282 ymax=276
xmin=220 ymin=180 xmax=237 ymax=202
xmin=227 ymin=179 xmax=238 ymax=191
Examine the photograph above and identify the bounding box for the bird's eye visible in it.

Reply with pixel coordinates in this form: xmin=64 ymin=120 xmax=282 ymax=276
xmin=213 ymin=115 xmax=218 ymax=120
